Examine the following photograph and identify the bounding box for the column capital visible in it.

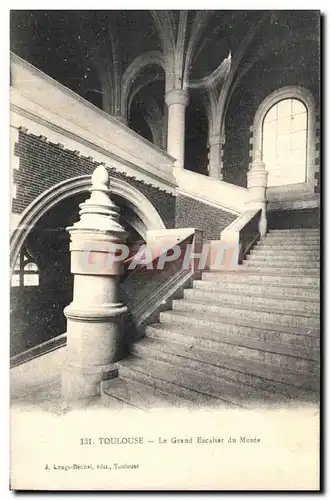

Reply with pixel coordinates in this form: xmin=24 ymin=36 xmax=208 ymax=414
xmin=165 ymin=89 xmax=189 ymax=107
xmin=209 ymin=134 xmax=225 ymax=147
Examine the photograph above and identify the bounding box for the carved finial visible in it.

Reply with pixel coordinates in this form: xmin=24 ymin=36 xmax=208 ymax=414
xmin=91 ymin=165 xmax=109 ymax=190
xmin=67 ymin=163 xmax=126 ymax=237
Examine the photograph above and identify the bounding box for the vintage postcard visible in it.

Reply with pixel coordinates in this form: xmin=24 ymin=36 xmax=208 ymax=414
xmin=9 ymin=9 xmax=320 ymax=491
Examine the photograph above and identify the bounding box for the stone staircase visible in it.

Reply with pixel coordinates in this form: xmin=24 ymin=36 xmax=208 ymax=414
xmin=103 ymin=228 xmax=320 ymax=410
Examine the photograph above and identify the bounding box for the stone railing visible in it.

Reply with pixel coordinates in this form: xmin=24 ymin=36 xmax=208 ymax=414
xmin=120 ymin=228 xmax=203 ymax=344
xmin=10 ymin=52 xmax=176 ymax=193
xmin=220 ymin=150 xmax=268 ymax=263
xmin=174 ymin=168 xmax=248 ymax=215
xmin=220 ymin=208 xmax=261 ymax=263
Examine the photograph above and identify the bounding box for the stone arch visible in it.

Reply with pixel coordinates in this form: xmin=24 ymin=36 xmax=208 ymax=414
xmin=10 ymin=174 xmax=166 ymax=273
xmin=121 ymin=51 xmax=165 ymax=119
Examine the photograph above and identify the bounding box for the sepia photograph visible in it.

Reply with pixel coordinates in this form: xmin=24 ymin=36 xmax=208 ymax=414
xmin=9 ymin=8 xmax=321 ymax=491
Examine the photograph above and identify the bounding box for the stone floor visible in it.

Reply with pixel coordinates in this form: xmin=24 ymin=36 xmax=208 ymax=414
xmin=10 ymin=348 xmax=135 ymax=413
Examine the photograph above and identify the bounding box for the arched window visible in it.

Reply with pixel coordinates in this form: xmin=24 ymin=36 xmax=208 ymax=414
xmin=262 ymin=99 xmax=307 ymax=187
xmin=251 ymin=86 xmax=316 ymax=194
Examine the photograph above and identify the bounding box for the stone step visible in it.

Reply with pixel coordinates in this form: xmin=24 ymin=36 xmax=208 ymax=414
xmin=119 ymin=356 xmax=299 ymax=409
xmin=265 ymin=233 xmax=320 ymax=241
xmin=159 ymin=309 xmax=319 ymax=348
xmin=184 ymin=287 xmax=319 ymax=314
xmin=246 ymin=260 xmax=320 ymax=269
xmin=146 ymin=323 xmax=319 ymax=372
xmin=102 ymin=376 xmax=190 ymax=410
xmin=194 ymin=278 xmax=319 ymax=300
xmin=131 ymin=337 xmax=319 ymax=397
xmin=119 ymin=357 xmax=238 ymax=408
xmin=172 ymin=298 xmax=319 ymax=328
xmin=252 ymin=247 xmax=319 ymax=256
xmin=266 ymin=232 xmax=320 ymax=238
xmin=247 ymin=253 xmax=319 ymax=263
xmin=100 ymin=389 xmax=143 ymax=410
xmin=202 ymin=271 xmax=319 ymax=286
xmin=259 ymin=243 xmax=320 ymax=250
xmin=245 ymin=264 xmax=319 ymax=274
xmin=268 ymin=229 xmax=320 ymax=234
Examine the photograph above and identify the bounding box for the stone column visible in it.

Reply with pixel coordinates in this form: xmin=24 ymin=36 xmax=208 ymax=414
xmin=208 ymin=134 xmax=225 ymax=179
xmin=62 ymin=165 xmax=127 ymax=405
xmin=246 ymin=150 xmax=269 ymax=237
xmin=165 ymin=89 xmax=189 ymax=169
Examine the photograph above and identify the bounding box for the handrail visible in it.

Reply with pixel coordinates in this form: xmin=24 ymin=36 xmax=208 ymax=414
xmin=175 ymin=168 xmax=248 ymax=215
xmin=123 ymin=227 xmax=199 ymax=280
xmin=120 ymin=228 xmax=202 ymax=339
xmin=221 ymin=208 xmax=262 ymax=264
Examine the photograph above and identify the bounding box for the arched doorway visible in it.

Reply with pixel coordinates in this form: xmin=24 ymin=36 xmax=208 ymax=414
xmin=10 ymin=175 xmax=166 ymax=358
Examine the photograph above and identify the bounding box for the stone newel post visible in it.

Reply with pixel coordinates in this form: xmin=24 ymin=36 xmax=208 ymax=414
xmin=246 ymin=150 xmax=269 ymax=237
xmin=62 ymin=165 xmax=127 ymax=404
xmin=165 ymin=89 xmax=189 ymax=169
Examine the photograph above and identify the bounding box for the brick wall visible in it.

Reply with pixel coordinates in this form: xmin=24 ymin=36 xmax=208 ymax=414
xmin=267 ymin=208 xmax=320 ymax=230
xmin=175 ymin=194 xmax=237 ymax=240
xmin=12 ymin=129 xmax=176 ymax=228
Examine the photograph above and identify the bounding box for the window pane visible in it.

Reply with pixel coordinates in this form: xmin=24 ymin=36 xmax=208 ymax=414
xmin=24 ymin=262 xmax=38 ymax=272
xmin=291 ymin=149 xmax=306 ymax=167
xmin=291 ymin=112 xmax=307 ymax=133
xmin=262 ymin=97 xmax=307 ymax=187
xmin=11 ymin=274 xmax=20 ymax=287
xmin=292 ymin=130 xmax=307 ymax=150
xmin=277 ymin=99 xmax=291 ymax=119
xmin=263 ymin=140 xmax=276 ymax=159
xmin=292 ymin=99 xmax=306 ymax=115
xmin=277 ymin=116 xmax=292 ymax=135
xmin=264 ymin=105 xmax=277 ymax=123
xmin=24 ymin=274 xmax=39 ymax=286
xmin=263 ymin=119 xmax=277 ymax=136
xmin=277 ymin=134 xmax=291 ymax=157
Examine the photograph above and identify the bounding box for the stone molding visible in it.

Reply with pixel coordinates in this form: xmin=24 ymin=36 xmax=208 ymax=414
xmin=10 ymin=175 xmax=166 ymax=273
xmin=165 ymin=89 xmax=189 ymax=107
xmin=175 ymin=168 xmax=248 ymax=215
xmin=221 ymin=208 xmax=260 ymax=243
xmin=10 ymin=53 xmax=177 ymax=194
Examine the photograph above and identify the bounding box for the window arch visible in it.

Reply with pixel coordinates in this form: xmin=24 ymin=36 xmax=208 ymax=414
xmin=251 ymin=86 xmax=316 ymax=192
xmin=262 ymin=98 xmax=307 ymax=186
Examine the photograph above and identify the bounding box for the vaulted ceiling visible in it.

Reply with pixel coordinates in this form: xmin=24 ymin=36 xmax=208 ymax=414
xmin=10 ymin=10 xmax=320 ymax=169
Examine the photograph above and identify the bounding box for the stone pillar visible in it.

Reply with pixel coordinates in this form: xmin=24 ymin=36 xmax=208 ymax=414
xmin=246 ymin=150 xmax=269 ymax=237
xmin=165 ymin=89 xmax=189 ymax=169
xmin=208 ymin=134 xmax=225 ymax=179
xmin=62 ymin=165 xmax=127 ymax=405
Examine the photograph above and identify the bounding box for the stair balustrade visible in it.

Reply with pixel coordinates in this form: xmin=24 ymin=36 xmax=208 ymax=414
xmin=120 ymin=228 xmax=203 ymax=344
